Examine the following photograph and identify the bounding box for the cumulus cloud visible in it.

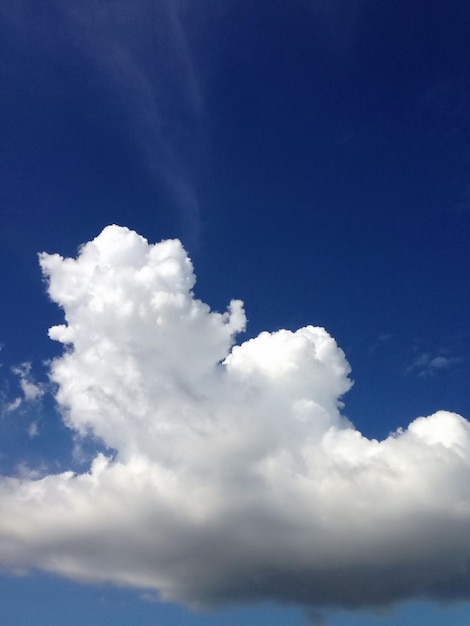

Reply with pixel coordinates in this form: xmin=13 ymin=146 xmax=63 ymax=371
xmin=1 ymin=225 xmax=470 ymax=613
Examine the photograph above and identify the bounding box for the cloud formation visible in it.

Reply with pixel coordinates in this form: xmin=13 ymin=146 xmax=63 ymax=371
xmin=1 ymin=225 xmax=470 ymax=612
xmin=1 ymin=0 xmax=204 ymax=240
xmin=2 ymin=362 xmax=45 ymax=416
xmin=406 ymin=351 xmax=461 ymax=378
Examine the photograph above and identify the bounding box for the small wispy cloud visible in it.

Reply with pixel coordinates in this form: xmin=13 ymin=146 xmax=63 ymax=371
xmin=11 ymin=363 xmax=45 ymax=403
xmin=368 ymin=332 xmax=393 ymax=353
xmin=3 ymin=396 xmax=22 ymax=414
xmin=405 ymin=351 xmax=461 ymax=378
xmin=13 ymin=461 xmax=47 ymax=481
xmin=1 ymin=362 xmax=46 ymax=419
xmin=63 ymin=0 xmax=206 ymax=242
xmin=0 ymin=0 xmax=205 ymax=242
xmin=27 ymin=421 xmax=39 ymax=439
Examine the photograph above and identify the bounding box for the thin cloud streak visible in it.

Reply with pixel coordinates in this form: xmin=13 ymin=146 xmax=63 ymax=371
xmin=406 ymin=352 xmax=462 ymax=378
xmin=0 ymin=0 xmax=205 ymax=241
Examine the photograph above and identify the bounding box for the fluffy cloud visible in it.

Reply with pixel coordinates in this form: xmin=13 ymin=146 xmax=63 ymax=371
xmin=1 ymin=225 xmax=470 ymax=612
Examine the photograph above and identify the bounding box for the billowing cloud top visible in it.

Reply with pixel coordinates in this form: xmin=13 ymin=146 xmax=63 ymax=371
xmin=1 ymin=226 xmax=470 ymax=612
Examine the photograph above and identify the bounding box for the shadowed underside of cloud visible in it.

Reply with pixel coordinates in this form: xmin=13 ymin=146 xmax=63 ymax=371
xmin=1 ymin=225 xmax=470 ymax=612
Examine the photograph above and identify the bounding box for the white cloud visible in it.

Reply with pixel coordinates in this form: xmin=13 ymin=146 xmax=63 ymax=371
xmin=27 ymin=421 xmax=39 ymax=438
xmin=3 ymin=396 xmax=22 ymax=414
xmin=1 ymin=226 xmax=470 ymax=613
xmin=406 ymin=352 xmax=461 ymax=378
xmin=11 ymin=362 xmax=45 ymax=403
xmin=2 ymin=362 xmax=46 ymax=415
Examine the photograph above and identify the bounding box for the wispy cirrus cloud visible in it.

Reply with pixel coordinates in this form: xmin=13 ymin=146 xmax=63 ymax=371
xmin=1 ymin=362 xmax=45 ymax=417
xmin=0 ymin=225 xmax=470 ymax=617
xmin=406 ymin=351 xmax=462 ymax=378
xmin=11 ymin=362 xmax=45 ymax=403
xmin=0 ymin=0 xmax=205 ymax=241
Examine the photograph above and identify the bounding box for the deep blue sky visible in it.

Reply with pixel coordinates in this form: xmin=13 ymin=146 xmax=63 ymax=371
xmin=1 ymin=1 xmax=470 ymax=624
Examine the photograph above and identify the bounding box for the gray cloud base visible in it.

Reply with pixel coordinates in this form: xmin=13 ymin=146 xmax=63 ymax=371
xmin=1 ymin=226 xmax=470 ymax=612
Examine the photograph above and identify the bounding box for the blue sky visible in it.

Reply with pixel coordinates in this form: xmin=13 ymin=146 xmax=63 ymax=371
xmin=1 ymin=1 xmax=470 ymax=624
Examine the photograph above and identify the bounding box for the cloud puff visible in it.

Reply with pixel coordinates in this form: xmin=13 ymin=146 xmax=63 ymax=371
xmin=2 ymin=362 xmax=45 ymax=416
xmin=1 ymin=225 xmax=470 ymax=613
xmin=11 ymin=362 xmax=45 ymax=403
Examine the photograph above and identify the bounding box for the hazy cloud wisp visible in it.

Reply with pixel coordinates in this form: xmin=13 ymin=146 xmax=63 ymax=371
xmin=1 ymin=0 xmax=204 ymax=240
xmin=1 ymin=225 xmax=470 ymax=613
